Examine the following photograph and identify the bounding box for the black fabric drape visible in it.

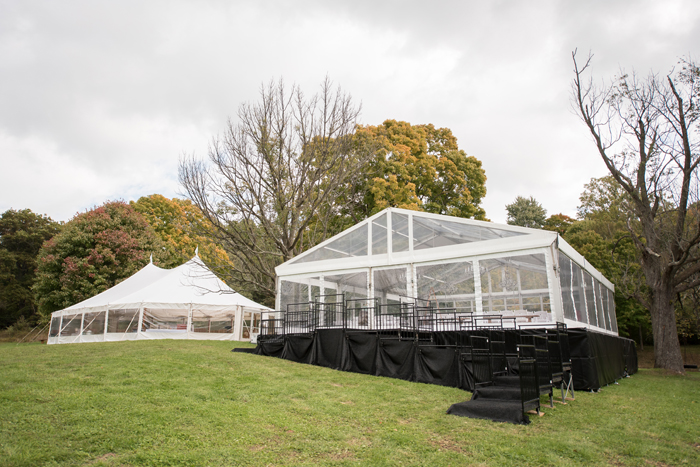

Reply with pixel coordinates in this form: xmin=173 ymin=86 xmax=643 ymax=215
xmin=282 ymin=334 xmax=315 ymax=364
xmin=623 ymin=339 xmax=638 ymax=375
xmin=343 ymin=332 xmax=378 ymax=374
xmin=313 ymin=329 xmax=346 ymax=370
xmin=255 ymin=339 xmax=284 ymax=358
xmin=568 ymin=329 xmax=637 ymax=390
xmin=254 ymin=327 xmax=637 ymax=392
xmin=413 ymin=345 xmax=460 ymax=387
xmin=375 ymin=338 xmax=416 ymax=381
xmin=457 ymin=351 xmax=476 ymax=391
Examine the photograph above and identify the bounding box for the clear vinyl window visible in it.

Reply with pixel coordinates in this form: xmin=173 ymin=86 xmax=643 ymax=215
xmin=82 ymin=311 xmax=106 ymax=335
xmin=479 ymin=254 xmax=551 ymax=323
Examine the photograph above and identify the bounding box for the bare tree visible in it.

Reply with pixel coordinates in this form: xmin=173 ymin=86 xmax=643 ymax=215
xmin=179 ymin=78 xmax=372 ymax=306
xmin=572 ymin=50 xmax=700 ymax=373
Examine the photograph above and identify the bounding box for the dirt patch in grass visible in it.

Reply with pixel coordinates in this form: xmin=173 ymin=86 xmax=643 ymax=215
xmin=324 ymin=449 xmax=356 ymax=461
xmin=89 ymin=453 xmax=118 ymax=465
xmin=428 ymin=434 xmax=468 ymax=454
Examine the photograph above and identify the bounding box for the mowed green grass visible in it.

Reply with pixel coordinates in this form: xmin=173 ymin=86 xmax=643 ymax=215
xmin=1 ymin=341 xmax=698 ymax=467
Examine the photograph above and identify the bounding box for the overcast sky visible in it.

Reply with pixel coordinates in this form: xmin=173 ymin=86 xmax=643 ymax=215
xmin=1 ymin=0 xmax=699 ymax=224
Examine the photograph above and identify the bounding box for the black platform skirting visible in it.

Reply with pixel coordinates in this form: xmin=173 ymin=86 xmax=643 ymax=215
xmin=254 ymin=328 xmax=637 ymax=392
xmin=568 ymin=329 xmax=638 ymax=390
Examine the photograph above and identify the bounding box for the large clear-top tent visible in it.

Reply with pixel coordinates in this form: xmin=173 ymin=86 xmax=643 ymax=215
xmin=275 ymin=208 xmax=617 ymax=334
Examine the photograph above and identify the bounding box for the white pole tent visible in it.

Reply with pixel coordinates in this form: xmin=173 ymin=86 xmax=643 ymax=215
xmin=275 ymin=207 xmax=618 ymax=335
xmin=48 ymin=254 xmax=270 ymax=344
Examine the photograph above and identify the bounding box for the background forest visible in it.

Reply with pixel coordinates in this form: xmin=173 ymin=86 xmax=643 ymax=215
xmin=3 ymin=159 xmax=697 ymax=348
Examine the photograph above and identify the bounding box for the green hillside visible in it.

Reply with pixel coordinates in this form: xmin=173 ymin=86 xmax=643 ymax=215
xmin=1 ymin=340 xmax=698 ymax=466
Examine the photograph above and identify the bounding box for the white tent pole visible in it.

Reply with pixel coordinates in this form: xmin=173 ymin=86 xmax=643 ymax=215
xmin=473 ymin=260 xmax=483 ymax=316
xmin=592 ymin=282 xmax=600 ymax=328
xmin=275 ymin=276 xmax=280 ymax=311
xmin=234 ymin=305 xmax=243 ymax=341
xmin=368 ymin=269 xmax=374 ymax=330
xmin=137 ymin=304 xmax=145 ymax=339
xmin=547 ymin=242 xmax=564 ymax=324
xmin=77 ymin=312 xmax=84 ymax=344
xmin=569 ymin=259 xmax=576 ymax=323
xmin=367 ymin=217 xmax=372 ymax=257
xmin=103 ymin=309 xmax=109 ymax=341
xmin=187 ymin=304 xmax=192 ymax=339
xmin=581 ymin=269 xmax=591 ymax=328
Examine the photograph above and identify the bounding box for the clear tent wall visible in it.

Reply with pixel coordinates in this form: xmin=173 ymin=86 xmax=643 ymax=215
xmin=48 ymin=305 xmax=262 ymax=344
xmin=274 ymin=208 xmax=617 ymax=334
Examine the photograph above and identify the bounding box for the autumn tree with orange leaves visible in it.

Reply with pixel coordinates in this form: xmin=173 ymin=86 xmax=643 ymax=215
xmin=350 ymin=120 xmax=487 ymax=221
xmin=34 ymin=201 xmax=167 ymax=318
xmin=131 ymin=194 xmax=230 ymax=269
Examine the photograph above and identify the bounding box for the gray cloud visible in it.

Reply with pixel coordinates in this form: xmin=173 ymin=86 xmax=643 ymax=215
xmin=1 ymin=0 xmax=699 ymax=222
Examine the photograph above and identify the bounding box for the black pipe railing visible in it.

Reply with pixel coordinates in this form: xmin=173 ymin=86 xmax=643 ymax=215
xmin=258 ymin=295 xmax=559 ymax=338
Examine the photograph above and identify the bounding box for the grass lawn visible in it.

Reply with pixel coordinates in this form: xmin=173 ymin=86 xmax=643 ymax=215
xmin=1 ymin=340 xmax=698 ymax=466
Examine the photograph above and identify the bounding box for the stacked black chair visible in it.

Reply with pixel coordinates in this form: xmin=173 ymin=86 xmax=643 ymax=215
xmin=522 ymin=333 xmax=554 ymax=408
xmin=546 ymin=330 xmax=565 ymax=402
xmin=470 ymin=335 xmax=493 ymax=389
xmin=517 ymin=343 xmax=541 ymax=417
xmin=557 ymin=322 xmax=575 ymax=400
xmin=489 ymin=329 xmax=509 ymax=378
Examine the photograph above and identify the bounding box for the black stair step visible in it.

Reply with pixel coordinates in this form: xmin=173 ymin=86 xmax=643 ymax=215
xmin=471 ymin=386 xmax=521 ymax=401
xmin=493 ymin=375 xmax=521 ymax=387
xmin=447 ymin=399 xmax=530 ymax=424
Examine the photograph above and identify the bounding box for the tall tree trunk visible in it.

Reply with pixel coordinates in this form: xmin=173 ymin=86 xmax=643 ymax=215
xmin=649 ymin=281 xmax=684 ymax=373
xmin=571 ymin=52 xmax=700 ymax=372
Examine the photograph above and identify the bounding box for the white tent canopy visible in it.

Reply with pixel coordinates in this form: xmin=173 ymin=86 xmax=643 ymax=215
xmin=49 ymin=256 xmax=270 ymax=344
